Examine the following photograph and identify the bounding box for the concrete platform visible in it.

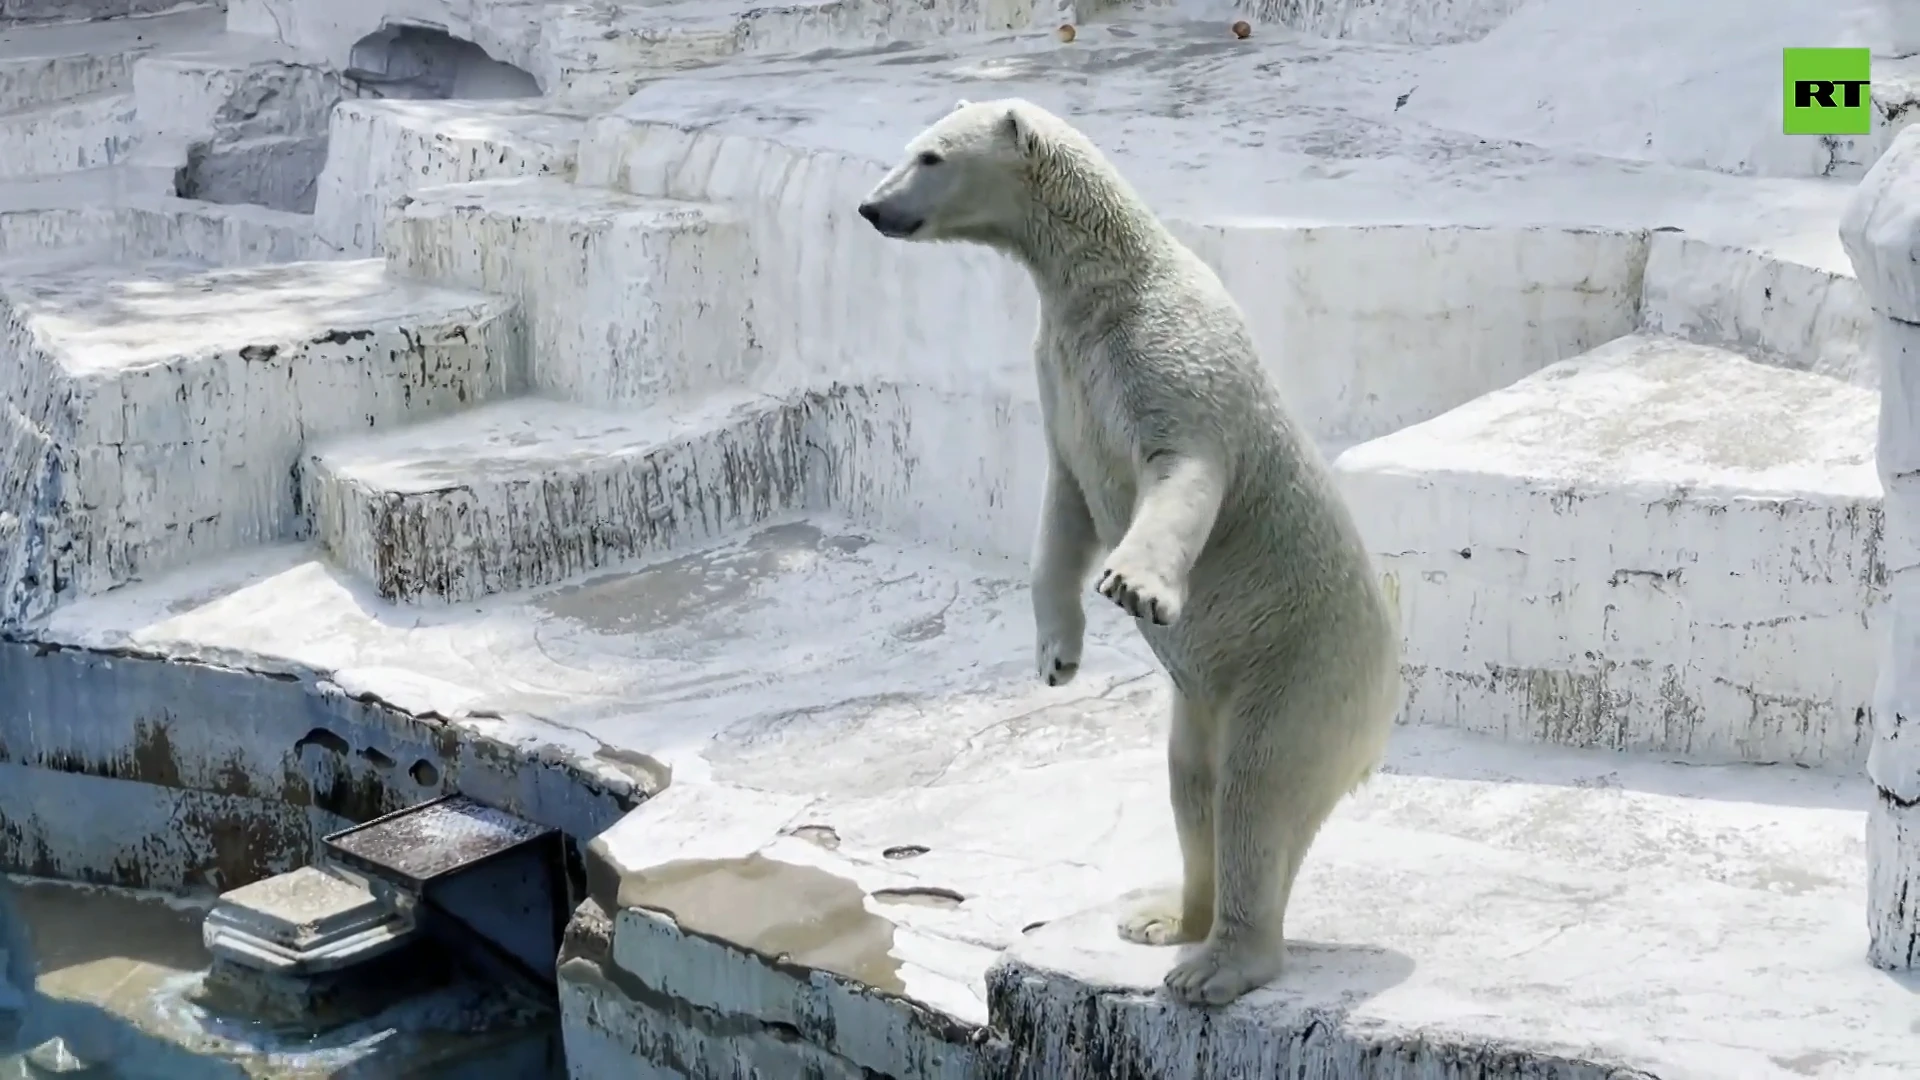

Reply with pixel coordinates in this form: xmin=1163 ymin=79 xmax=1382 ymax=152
xmin=570 ymin=733 xmax=1903 ymax=1080
xmin=0 ymin=258 xmax=517 ymax=626
xmin=384 ymin=177 xmax=756 ymax=404
xmin=1335 ymin=335 xmax=1882 ymax=769
xmin=313 ymin=98 xmax=591 ymax=256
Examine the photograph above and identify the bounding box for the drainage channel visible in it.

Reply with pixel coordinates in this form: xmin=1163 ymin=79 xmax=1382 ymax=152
xmin=1 ymin=796 xmax=572 ymax=1078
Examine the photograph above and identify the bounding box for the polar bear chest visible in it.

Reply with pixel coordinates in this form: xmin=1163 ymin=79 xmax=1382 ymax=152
xmin=1034 ymin=344 xmax=1141 ymax=547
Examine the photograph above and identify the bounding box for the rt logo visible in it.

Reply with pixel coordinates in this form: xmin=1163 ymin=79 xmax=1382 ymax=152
xmin=1783 ymin=47 xmax=1871 ymax=136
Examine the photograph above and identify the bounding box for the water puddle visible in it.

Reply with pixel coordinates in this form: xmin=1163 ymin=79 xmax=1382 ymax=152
xmin=0 ymin=876 xmax=563 ymax=1078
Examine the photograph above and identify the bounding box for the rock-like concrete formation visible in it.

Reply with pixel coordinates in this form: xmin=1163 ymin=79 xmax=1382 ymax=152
xmin=0 ymin=259 xmax=516 ymax=626
xmin=1841 ymin=125 xmax=1920 ymax=972
xmin=0 ymin=0 xmax=1910 ymax=1073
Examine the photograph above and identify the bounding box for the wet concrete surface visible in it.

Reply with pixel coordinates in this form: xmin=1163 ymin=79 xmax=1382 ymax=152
xmin=0 ymin=875 xmax=565 ymax=1078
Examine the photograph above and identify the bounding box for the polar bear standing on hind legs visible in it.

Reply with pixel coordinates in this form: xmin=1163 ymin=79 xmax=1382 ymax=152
xmin=858 ymin=98 xmax=1402 ymax=1006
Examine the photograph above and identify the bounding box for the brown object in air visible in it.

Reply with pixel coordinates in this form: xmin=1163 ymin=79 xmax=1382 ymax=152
xmin=1056 ymin=23 xmax=1076 ymax=42
xmin=1231 ymin=19 xmax=1251 ymax=37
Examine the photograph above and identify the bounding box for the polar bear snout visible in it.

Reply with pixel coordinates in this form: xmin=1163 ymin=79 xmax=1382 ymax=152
xmin=857 ymin=199 xmax=923 ymax=239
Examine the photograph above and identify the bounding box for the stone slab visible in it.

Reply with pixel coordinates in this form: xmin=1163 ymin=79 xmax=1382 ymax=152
xmin=0 ymin=258 xmax=518 ymax=624
xmin=1335 ymin=334 xmax=1882 ymax=768
xmin=385 ymin=177 xmax=757 ymax=405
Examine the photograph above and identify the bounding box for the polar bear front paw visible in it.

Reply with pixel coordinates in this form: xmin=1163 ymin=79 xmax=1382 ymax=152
xmin=1096 ymin=557 xmax=1184 ymax=625
xmin=1036 ymin=630 xmax=1081 ymax=686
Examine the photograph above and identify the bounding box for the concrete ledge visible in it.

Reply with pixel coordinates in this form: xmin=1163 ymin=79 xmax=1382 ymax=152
xmin=1639 ymin=233 xmax=1870 ymax=384
xmin=312 ymin=98 xmax=588 ymax=256
xmin=385 ymin=177 xmax=757 ymax=405
xmin=534 ymin=0 xmax=1043 ymax=100
xmin=0 ymin=196 xmax=320 ymax=264
xmin=1336 ymin=333 xmax=1881 ymax=768
xmin=0 ymin=90 xmax=135 ymax=179
xmin=300 ymin=395 xmax=811 ymax=604
xmin=987 ymin=911 xmax=1646 ymax=1080
xmin=0 ymin=6 xmax=223 ymax=113
xmin=0 ymin=259 xmax=517 ymax=625
xmin=0 ymin=0 xmax=213 ymax=25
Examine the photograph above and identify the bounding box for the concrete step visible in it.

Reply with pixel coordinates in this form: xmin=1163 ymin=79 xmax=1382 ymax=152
xmin=299 ymin=394 xmax=812 ymax=604
xmin=1333 ymin=332 xmax=1881 ymax=770
xmin=533 ymin=0 xmax=1038 ymax=100
xmin=385 ymin=176 xmax=757 ymax=406
xmin=0 ymin=89 xmax=137 ymax=178
xmin=0 ymin=258 xmax=518 ymax=627
xmin=0 ymin=5 xmax=221 ymax=114
xmin=312 ymin=98 xmax=590 ymax=257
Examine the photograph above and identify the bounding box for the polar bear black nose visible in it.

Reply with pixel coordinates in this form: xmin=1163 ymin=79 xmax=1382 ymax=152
xmin=857 ymin=202 xmax=880 ymax=224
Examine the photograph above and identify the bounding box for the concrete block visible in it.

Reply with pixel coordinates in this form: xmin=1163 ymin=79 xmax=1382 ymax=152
xmin=300 ymin=395 xmax=811 ymax=603
xmin=312 ymin=98 xmax=587 ymax=256
xmin=1336 ymin=333 xmax=1883 ymax=767
xmin=386 ymin=177 xmax=758 ymax=405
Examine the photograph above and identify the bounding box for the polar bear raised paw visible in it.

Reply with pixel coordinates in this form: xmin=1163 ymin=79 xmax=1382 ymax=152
xmin=1096 ymin=554 xmax=1183 ymax=625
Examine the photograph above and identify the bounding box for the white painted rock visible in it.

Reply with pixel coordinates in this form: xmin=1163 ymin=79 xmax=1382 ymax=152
xmin=1841 ymin=125 xmax=1920 ymax=323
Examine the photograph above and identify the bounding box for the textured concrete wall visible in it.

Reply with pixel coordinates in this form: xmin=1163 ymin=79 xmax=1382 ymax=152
xmin=0 ymin=639 xmax=640 ymax=892
xmin=1842 ymin=125 xmax=1920 ymax=968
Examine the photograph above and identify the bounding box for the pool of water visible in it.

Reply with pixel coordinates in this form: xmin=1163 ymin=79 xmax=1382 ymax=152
xmin=0 ymin=875 xmax=564 ymax=1079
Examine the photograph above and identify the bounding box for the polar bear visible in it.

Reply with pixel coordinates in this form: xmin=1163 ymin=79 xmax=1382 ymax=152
xmin=858 ymin=99 xmax=1402 ymax=1005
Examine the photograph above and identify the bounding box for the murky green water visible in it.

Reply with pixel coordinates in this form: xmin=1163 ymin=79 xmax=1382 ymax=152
xmin=0 ymin=876 xmax=564 ymax=1079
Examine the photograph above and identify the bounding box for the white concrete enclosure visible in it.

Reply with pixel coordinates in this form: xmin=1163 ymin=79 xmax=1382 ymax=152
xmin=0 ymin=0 xmax=1914 ymax=1076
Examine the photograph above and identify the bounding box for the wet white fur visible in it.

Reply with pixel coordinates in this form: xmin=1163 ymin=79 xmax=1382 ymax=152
xmin=860 ymin=98 xmax=1401 ymax=1005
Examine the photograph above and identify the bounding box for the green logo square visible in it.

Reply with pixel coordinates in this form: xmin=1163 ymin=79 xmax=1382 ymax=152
xmin=1784 ymin=47 xmax=1872 ymax=136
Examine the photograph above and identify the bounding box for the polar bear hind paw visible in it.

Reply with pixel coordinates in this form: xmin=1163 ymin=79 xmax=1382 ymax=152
xmin=1162 ymin=939 xmax=1283 ymax=1006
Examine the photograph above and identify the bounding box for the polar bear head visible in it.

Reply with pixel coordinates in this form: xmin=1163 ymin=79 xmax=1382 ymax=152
xmin=857 ymin=98 xmax=1047 ymax=245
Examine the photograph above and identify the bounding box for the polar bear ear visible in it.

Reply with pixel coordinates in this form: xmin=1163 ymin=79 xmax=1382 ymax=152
xmin=952 ymin=98 xmax=972 ymax=112
xmin=999 ymin=104 xmax=1037 ymax=157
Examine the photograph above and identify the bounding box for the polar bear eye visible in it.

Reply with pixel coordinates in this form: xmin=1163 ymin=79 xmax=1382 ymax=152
xmin=916 ymin=150 xmax=944 ymax=167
